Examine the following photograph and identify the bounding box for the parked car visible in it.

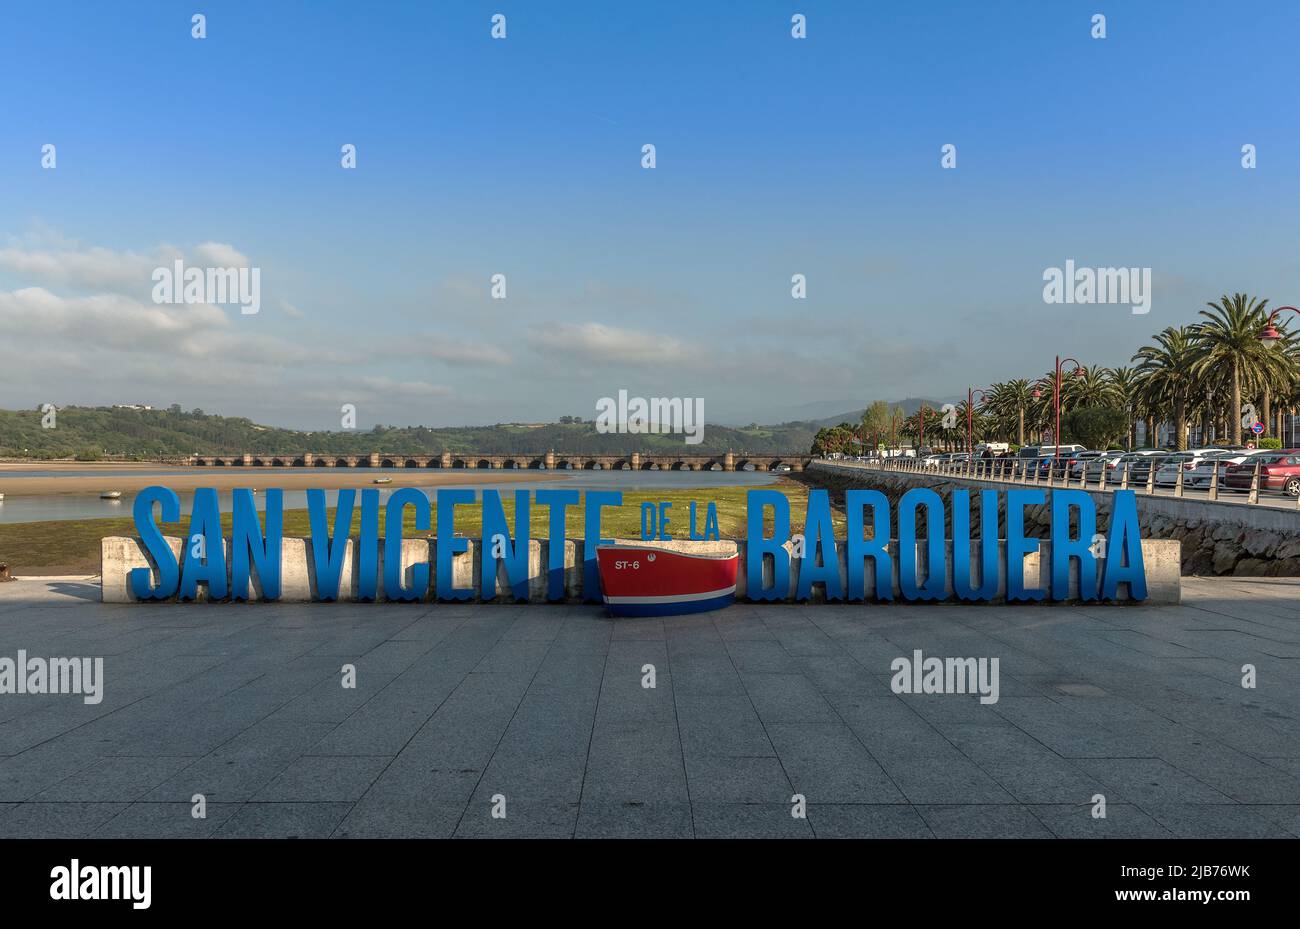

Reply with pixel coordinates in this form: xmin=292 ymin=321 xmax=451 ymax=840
xmin=1068 ymin=450 xmax=1112 ymax=477
xmin=1105 ymin=450 xmax=1163 ymax=484
xmin=1127 ymin=454 xmax=1172 ymax=485
xmin=1153 ymin=449 xmax=1231 ymax=486
xmin=1036 ymin=453 xmax=1083 ymax=477
xmin=1186 ymin=450 xmax=1265 ymax=488
xmin=1222 ymin=452 xmax=1300 ymax=496
xmin=1084 ymin=451 xmax=1129 ymax=480
xmin=1035 ymin=444 xmax=1087 ymax=458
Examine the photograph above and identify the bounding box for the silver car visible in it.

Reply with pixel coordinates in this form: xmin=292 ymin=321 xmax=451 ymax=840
xmin=1185 ymin=450 xmax=1263 ymax=488
xmin=1069 ymin=450 xmax=1108 ymax=477
xmin=1105 ymin=450 xmax=1162 ymax=484
xmin=1154 ymin=450 xmax=1223 ymax=486
xmin=1085 ymin=451 xmax=1128 ymax=481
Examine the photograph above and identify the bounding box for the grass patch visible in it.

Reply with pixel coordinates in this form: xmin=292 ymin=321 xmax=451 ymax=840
xmin=0 ymin=480 xmax=841 ymax=574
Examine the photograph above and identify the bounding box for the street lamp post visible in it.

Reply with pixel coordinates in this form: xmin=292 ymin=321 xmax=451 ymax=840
xmin=918 ymin=402 xmax=928 ymax=455
xmin=1031 ymin=356 xmax=1084 ymax=453
xmin=1259 ymin=307 xmax=1298 ymax=442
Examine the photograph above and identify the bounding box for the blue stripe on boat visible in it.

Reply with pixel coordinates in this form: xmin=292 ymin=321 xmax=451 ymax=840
xmin=604 ymin=592 xmax=735 ymax=617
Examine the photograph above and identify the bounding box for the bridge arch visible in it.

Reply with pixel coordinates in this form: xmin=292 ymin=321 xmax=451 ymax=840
xmin=425 ymin=458 xmax=442 ymax=468
xmin=334 ymin=458 xmax=351 ymax=468
xmin=476 ymin=459 xmax=492 ymax=470
xmin=315 ymin=458 xmax=329 ymax=467
xmin=271 ymin=458 xmax=287 ymax=467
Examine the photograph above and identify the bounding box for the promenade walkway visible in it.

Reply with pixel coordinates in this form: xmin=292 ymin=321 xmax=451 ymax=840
xmin=0 ymin=576 xmax=1296 ymax=838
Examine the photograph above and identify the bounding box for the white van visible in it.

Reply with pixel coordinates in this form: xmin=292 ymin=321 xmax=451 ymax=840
xmin=1037 ymin=444 xmax=1086 ymax=457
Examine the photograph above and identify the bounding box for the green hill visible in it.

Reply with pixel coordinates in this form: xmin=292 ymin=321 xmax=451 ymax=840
xmin=0 ymin=405 xmax=820 ymax=459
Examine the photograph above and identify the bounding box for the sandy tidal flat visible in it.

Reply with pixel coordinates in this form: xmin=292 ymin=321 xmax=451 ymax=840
xmin=0 ymin=462 xmax=564 ymax=497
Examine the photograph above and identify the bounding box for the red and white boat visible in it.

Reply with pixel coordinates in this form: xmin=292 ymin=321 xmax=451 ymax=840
xmin=596 ymin=542 xmax=739 ymax=617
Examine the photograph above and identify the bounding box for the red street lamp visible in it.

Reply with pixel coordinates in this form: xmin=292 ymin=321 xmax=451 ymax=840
xmin=918 ymin=401 xmax=928 ymax=454
xmin=1258 ymin=306 xmax=1299 ymax=347
xmin=1039 ymin=356 xmax=1085 ymax=452
xmin=967 ymin=387 xmax=988 ymax=456
xmin=1257 ymin=306 xmax=1299 ymax=441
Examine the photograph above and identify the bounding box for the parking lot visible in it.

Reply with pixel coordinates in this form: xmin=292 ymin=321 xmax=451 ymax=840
xmin=844 ymin=457 xmax=1300 ymax=511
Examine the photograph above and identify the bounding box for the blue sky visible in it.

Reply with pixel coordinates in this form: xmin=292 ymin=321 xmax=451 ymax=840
xmin=2 ymin=0 xmax=1298 ymax=429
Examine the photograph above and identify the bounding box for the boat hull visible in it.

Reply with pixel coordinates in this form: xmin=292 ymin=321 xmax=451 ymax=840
xmin=596 ymin=544 xmax=739 ymax=617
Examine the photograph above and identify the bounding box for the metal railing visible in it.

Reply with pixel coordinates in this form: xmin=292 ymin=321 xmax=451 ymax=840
xmin=828 ymin=455 xmax=1300 ymax=510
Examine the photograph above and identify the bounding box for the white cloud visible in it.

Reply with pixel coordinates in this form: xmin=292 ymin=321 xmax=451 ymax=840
xmin=194 ymin=241 xmax=252 ymax=268
xmin=527 ymin=322 xmax=701 ymax=366
xmin=0 ymin=242 xmax=179 ymax=293
xmin=357 ymin=376 xmax=455 ymax=399
xmin=393 ymin=339 xmax=511 ymax=366
xmin=0 ymin=236 xmax=255 ymax=297
xmin=280 ymin=299 xmax=305 ymax=319
xmin=0 ymin=286 xmax=346 ymax=369
xmin=428 ymin=342 xmax=511 ymax=365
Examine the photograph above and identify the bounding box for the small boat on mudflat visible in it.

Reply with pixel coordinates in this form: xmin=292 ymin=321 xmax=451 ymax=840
xmin=100 ymin=491 xmax=122 ymax=500
xmin=373 ymin=477 xmax=393 ymax=484
xmin=596 ymin=542 xmax=739 ymax=617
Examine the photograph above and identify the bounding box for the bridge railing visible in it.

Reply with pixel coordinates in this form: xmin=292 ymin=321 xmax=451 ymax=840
xmin=818 ymin=455 xmax=1300 ymax=510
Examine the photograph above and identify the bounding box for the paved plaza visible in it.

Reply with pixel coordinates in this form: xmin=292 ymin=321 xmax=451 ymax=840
xmin=0 ymin=576 xmax=1298 ymax=838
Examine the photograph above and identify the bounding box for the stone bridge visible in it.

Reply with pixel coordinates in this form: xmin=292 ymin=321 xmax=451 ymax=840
xmin=186 ymin=451 xmax=810 ymax=472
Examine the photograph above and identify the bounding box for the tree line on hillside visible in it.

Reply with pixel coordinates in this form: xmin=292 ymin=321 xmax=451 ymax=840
xmin=812 ymin=293 xmax=1300 ymax=455
xmin=0 ymin=406 xmax=820 ymax=459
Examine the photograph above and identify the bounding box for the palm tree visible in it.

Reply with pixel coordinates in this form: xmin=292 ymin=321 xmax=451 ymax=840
xmin=1132 ymin=326 xmax=1198 ymax=451
xmin=1107 ymin=366 xmax=1140 ymax=449
xmin=1190 ymin=294 xmax=1274 ymax=444
xmin=952 ymin=398 xmax=986 ymax=450
xmin=1064 ymin=365 xmax=1117 ymax=409
xmin=988 ymin=378 xmax=1034 ymax=446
